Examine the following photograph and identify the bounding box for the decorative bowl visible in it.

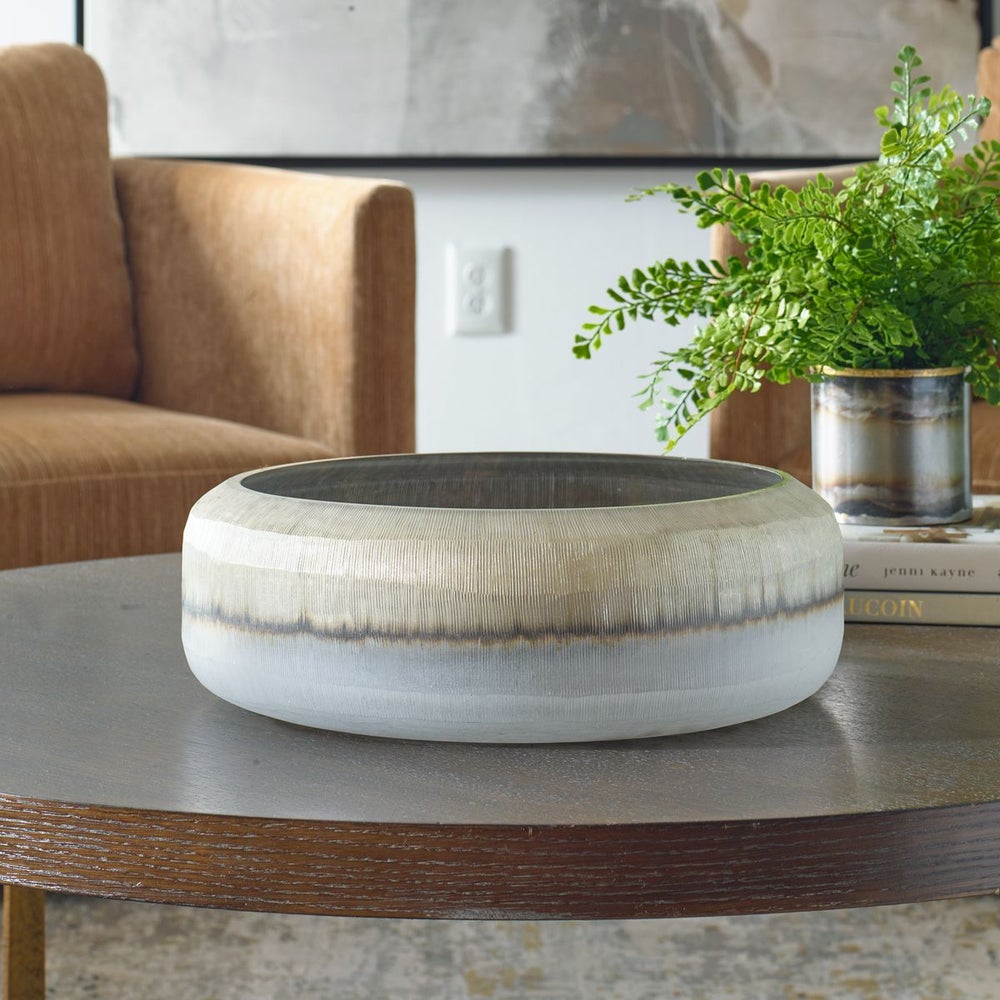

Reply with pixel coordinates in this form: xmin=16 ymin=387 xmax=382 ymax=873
xmin=181 ymin=452 xmax=844 ymax=743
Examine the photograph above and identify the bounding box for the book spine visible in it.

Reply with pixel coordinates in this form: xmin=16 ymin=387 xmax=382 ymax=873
xmin=844 ymin=590 xmax=1000 ymax=626
xmin=842 ymin=541 xmax=1000 ymax=593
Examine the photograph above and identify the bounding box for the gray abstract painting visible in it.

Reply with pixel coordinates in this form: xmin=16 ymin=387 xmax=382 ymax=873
xmin=84 ymin=0 xmax=983 ymax=159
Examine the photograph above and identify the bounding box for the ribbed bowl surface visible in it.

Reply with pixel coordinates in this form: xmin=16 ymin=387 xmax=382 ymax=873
xmin=181 ymin=453 xmax=844 ymax=742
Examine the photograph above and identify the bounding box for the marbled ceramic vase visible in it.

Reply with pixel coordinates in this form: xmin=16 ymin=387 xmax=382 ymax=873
xmin=811 ymin=368 xmax=971 ymax=526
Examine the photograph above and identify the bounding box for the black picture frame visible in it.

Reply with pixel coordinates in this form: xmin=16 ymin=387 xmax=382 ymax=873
xmin=76 ymin=0 xmax=994 ymax=169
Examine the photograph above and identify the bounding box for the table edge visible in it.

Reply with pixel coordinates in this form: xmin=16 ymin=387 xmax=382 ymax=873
xmin=3 ymin=793 xmax=999 ymax=919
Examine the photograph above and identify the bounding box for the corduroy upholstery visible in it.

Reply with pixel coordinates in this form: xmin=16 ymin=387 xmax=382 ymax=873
xmin=115 ymin=158 xmax=415 ymax=455
xmin=708 ymin=48 xmax=1000 ymax=493
xmin=0 ymin=395 xmax=336 ymax=568
xmin=0 ymin=43 xmax=415 ymax=570
xmin=0 ymin=44 xmax=137 ymax=397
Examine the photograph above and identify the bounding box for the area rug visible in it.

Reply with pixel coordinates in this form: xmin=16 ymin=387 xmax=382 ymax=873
xmin=18 ymin=893 xmax=997 ymax=999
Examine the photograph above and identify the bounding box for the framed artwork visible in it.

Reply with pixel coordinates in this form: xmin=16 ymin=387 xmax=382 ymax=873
xmin=79 ymin=0 xmax=992 ymax=165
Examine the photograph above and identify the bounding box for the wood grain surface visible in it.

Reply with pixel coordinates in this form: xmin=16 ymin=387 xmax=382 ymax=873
xmin=1 ymin=555 xmax=999 ymax=918
xmin=2 ymin=795 xmax=999 ymax=919
xmin=1 ymin=885 xmax=44 ymax=1000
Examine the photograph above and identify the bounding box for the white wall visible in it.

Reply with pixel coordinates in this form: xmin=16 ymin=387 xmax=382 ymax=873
xmin=386 ymin=166 xmax=708 ymax=457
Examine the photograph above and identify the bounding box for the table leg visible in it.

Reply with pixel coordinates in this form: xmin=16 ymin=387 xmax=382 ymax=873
xmin=2 ymin=885 xmax=45 ymax=1000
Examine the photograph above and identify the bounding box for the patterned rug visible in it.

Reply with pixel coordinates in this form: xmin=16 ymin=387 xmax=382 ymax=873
xmin=18 ymin=892 xmax=998 ymax=999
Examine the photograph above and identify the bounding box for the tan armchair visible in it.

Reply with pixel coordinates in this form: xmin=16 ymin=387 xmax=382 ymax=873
xmin=709 ymin=43 xmax=1000 ymax=493
xmin=0 ymin=43 xmax=415 ymax=569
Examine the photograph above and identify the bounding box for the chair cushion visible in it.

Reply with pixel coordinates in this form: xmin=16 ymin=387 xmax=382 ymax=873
xmin=0 ymin=44 xmax=137 ymax=397
xmin=0 ymin=394 xmax=334 ymax=569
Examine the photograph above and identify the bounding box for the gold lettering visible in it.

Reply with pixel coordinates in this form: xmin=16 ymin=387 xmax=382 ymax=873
xmin=846 ymin=596 xmax=924 ymax=619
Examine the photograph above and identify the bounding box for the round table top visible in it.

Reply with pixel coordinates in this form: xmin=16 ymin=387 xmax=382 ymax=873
xmin=1 ymin=554 xmax=999 ymax=919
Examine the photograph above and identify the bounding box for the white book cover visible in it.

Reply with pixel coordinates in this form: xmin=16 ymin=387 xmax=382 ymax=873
xmin=841 ymin=495 xmax=1000 ymax=593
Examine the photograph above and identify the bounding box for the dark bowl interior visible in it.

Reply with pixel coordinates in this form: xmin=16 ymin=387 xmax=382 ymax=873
xmin=241 ymin=453 xmax=780 ymax=511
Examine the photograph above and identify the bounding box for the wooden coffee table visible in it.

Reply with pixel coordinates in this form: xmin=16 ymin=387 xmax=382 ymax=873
xmin=2 ymin=555 xmax=1000 ymax=1000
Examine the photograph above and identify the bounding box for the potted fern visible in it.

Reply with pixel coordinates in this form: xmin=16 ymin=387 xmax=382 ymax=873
xmin=575 ymin=46 xmax=1000 ymax=525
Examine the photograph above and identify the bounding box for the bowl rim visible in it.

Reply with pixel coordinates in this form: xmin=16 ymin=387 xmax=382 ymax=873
xmin=236 ymin=451 xmax=792 ymax=513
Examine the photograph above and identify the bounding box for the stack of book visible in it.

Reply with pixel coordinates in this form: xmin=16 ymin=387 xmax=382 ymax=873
xmin=842 ymin=495 xmax=1000 ymax=626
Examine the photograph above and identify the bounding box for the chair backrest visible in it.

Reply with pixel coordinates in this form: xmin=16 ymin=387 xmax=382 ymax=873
xmin=0 ymin=43 xmax=137 ymax=397
xmin=978 ymin=37 xmax=1000 ymax=143
xmin=708 ymin=40 xmax=1000 ymax=483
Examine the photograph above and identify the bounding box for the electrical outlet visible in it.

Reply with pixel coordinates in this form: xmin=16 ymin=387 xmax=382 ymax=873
xmin=446 ymin=244 xmax=510 ymax=335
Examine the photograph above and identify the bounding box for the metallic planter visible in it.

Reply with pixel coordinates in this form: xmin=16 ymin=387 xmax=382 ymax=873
xmin=811 ymin=368 xmax=972 ymax=526
xmin=181 ymin=453 xmax=844 ymax=743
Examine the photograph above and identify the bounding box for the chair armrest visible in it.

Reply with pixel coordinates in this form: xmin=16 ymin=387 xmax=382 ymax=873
xmin=972 ymin=400 xmax=1000 ymax=493
xmin=113 ymin=158 xmax=415 ymax=456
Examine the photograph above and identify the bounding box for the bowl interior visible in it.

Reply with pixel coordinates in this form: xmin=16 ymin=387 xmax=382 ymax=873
xmin=241 ymin=454 xmax=780 ymax=511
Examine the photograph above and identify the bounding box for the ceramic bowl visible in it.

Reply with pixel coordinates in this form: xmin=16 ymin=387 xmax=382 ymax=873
xmin=181 ymin=452 xmax=844 ymax=743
